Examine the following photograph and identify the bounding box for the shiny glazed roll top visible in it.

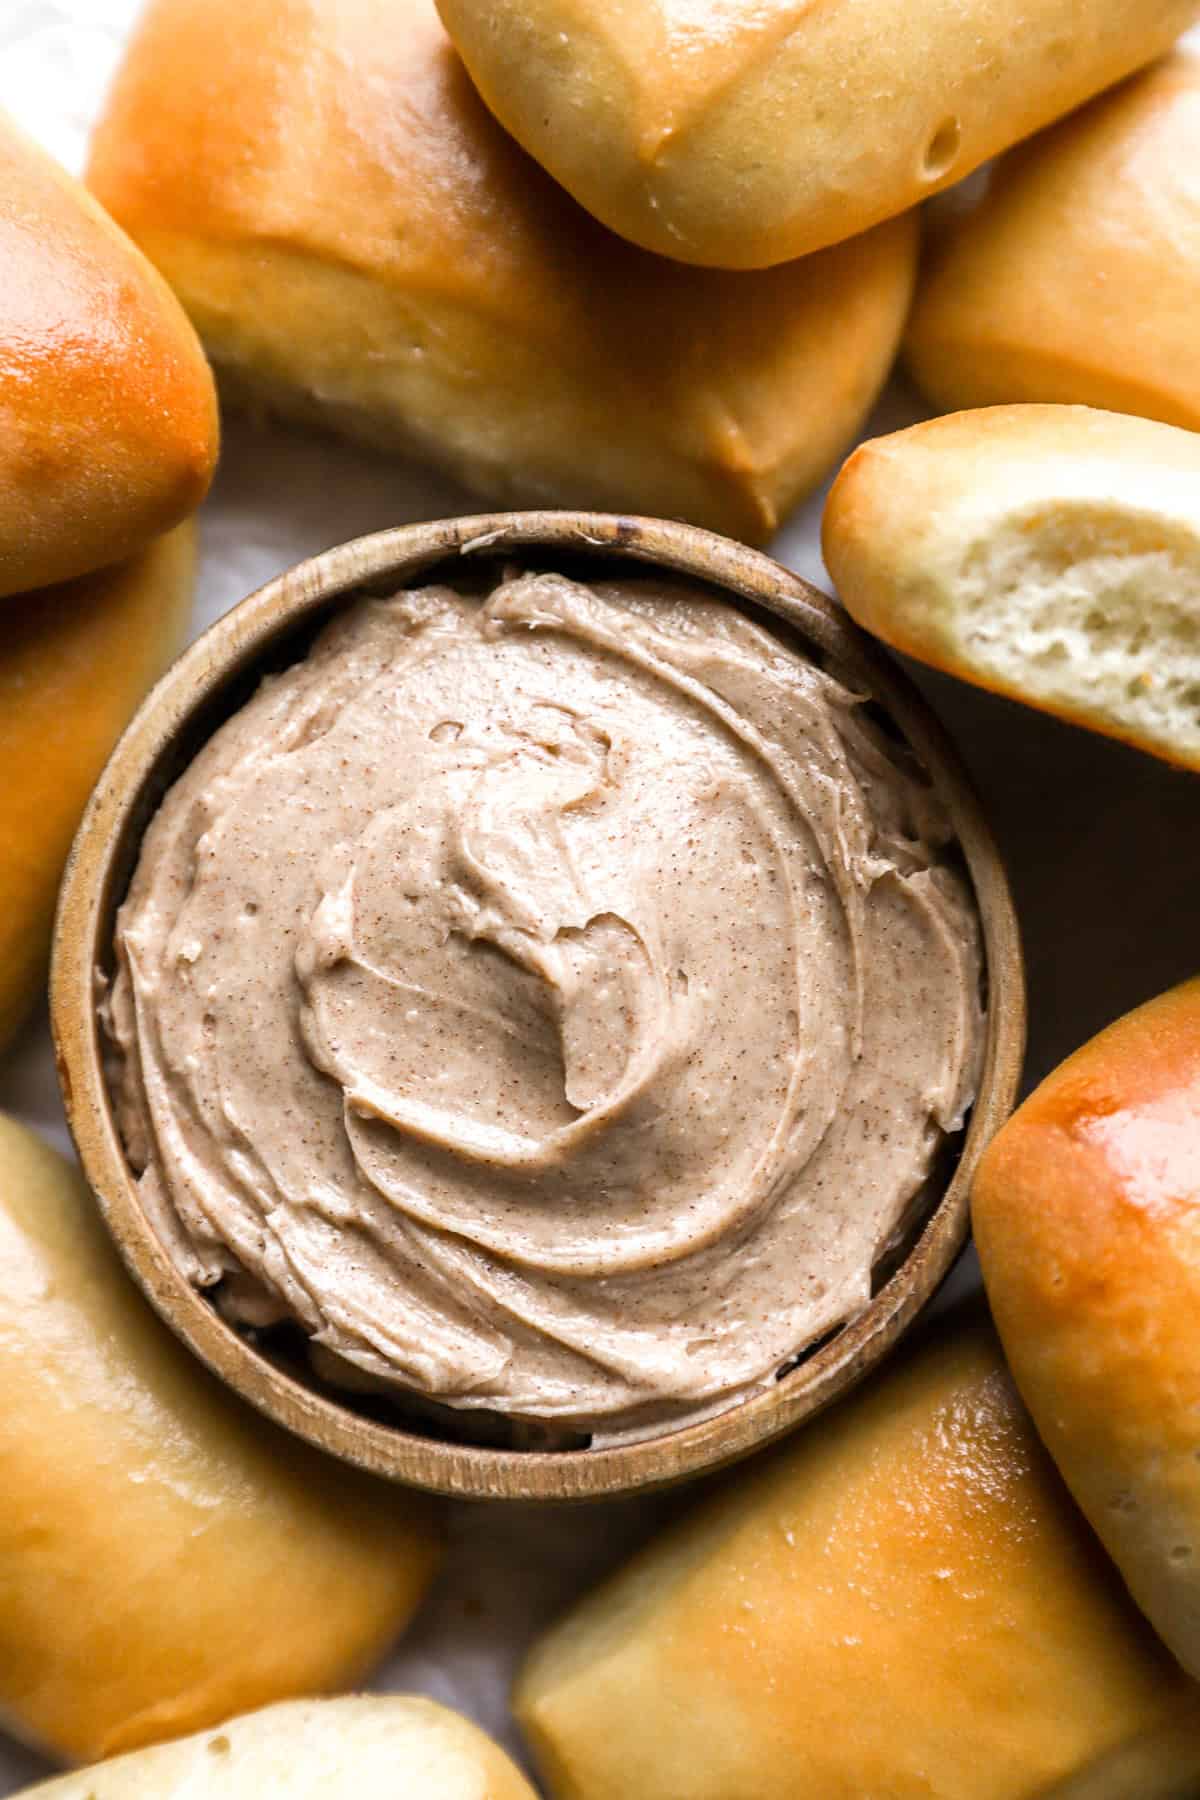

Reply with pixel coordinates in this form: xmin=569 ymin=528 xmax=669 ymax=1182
xmin=106 ymin=568 xmax=984 ymax=1442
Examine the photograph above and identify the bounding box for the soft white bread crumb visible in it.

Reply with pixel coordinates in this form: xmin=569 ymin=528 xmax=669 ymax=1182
xmin=822 ymin=404 xmax=1200 ymax=770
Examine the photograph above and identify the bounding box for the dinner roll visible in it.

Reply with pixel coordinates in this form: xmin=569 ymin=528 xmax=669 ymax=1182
xmin=20 ymin=1698 xmax=535 ymax=1798
xmin=907 ymin=52 xmax=1200 ymax=428
xmin=973 ymin=979 xmax=1200 ymax=1680
xmin=0 ymin=114 xmax=217 ymax=599
xmin=86 ymin=0 xmax=916 ymax=545
xmin=1039 ymin=1717 xmax=1200 ymax=1800
xmin=0 ymin=1117 xmax=441 ymax=1764
xmin=821 ymin=405 xmax=1200 ymax=771
xmin=434 ymin=0 xmax=1196 ymax=269
xmin=0 ymin=526 xmax=194 ymax=1055
xmin=515 ymin=1318 xmax=1190 ymax=1800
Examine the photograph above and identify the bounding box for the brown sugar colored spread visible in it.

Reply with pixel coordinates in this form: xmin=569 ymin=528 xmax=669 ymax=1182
xmin=105 ymin=568 xmax=985 ymax=1442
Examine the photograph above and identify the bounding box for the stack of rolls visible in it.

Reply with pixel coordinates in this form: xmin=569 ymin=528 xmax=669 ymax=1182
xmin=505 ymin=921 xmax=1200 ymax=1798
xmin=81 ymin=0 xmax=1200 ymax=543
xmin=0 ymin=1113 xmax=443 ymax=1765
xmin=3 ymin=0 xmax=1200 ymax=1793
xmin=0 ymin=93 xmax=445 ymax=1781
xmin=514 ymin=1311 xmax=1198 ymax=1799
xmin=434 ymin=0 xmax=1196 ymax=268
xmin=0 ymin=112 xmax=218 ymax=1053
xmin=82 ymin=0 xmax=918 ymax=543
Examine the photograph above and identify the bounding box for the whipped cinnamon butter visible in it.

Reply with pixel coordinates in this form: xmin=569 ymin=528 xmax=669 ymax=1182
xmin=105 ymin=568 xmax=985 ymax=1443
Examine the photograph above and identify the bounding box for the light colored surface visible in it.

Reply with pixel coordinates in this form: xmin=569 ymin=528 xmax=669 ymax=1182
xmin=23 ymin=1698 xmax=535 ymax=1798
xmin=1 ymin=4 xmax=1199 ymax=1792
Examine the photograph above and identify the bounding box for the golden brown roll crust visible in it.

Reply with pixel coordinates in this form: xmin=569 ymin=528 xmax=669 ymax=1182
xmin=973 ymin=980 xmax=1200 ymax=1680
xmin=23 ymin=1698 xmax=536 ymax=1798
xmin=907 ymin=52 xmax=1200 ymax=428
xmin=434 ymin=0 xmax=1197 ymax=268
xmin=515 ymin=1320 xmax=1189 ymax=1800
xmin=0 ymin=526 xmax=195 ymax=1054
xmin=821 ymin=404 xmax=1200 ymax=771
xmin=86 ymin=0 xmax=916 ymax=544
xmin=0 ymin=115 xmax=217 ymax=599
xmin=0 ymin=1117 xmax=442 ymax=1764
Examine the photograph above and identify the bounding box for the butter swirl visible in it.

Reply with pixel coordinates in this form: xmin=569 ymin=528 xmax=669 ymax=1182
xmin=106 ymin=571 xmax=984 ymax=1440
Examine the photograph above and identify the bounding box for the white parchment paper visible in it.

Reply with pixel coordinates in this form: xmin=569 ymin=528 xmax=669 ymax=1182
xmin=1 ymin=6 xmax=1198 ymax=1789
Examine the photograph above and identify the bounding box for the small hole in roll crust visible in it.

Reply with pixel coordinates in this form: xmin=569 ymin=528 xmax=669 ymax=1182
xmin=922 ymin=118 xmax=961 ymax=180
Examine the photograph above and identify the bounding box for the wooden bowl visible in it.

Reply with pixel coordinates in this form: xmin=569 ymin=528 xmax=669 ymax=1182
xmin=51 ymin=512 xmax=1024 ymax=1502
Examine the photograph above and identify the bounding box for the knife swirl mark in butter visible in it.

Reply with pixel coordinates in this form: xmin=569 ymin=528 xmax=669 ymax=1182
xmin=105 ymin=570 xmax=984 ymax=1441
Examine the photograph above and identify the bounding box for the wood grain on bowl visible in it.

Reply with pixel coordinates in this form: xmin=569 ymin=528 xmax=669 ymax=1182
xmin=50 ymin=513 xmax=1024 ymax=1501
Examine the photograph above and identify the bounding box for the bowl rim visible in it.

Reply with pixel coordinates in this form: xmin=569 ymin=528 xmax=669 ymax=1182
xmin=51 ymin=510 xmax=1025 ymax=1502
